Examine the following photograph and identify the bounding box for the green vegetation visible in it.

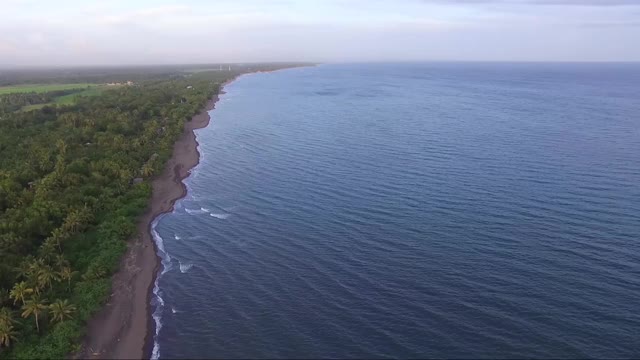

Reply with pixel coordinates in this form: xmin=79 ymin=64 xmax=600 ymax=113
xmin=53 ymin=87 xmax=107 ymax=105
xmin=0 ymin=63 xmax=305 ymax=358
xmin=0 ymin=84 xmax=94 ymax=95
xmin=20 ymin=87 xmax=110 ymax=112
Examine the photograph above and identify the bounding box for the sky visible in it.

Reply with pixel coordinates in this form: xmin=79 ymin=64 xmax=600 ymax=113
xmin=1 ymin=0 xmax=639 ymax=66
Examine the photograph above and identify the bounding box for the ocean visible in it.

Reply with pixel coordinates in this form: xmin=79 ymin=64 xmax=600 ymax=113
xmin=151 ymin=63 xmax=640 ymax=358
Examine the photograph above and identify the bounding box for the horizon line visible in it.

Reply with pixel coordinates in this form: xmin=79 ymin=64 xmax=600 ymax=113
xmin=2 ymin=59 xmax=640 ymax=71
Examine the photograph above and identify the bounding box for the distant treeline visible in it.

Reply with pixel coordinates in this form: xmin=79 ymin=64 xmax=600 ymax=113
xmin=0 ymin=64 xmax=300 ymax=358
xmin=0 ymin=63 xmax=313 ymax=86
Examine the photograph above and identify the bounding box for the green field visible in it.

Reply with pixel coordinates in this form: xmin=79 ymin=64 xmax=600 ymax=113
xmin=20 ymin=87 xmax=110 ymax=111
xmin=54 ymin=87 xmax=106 ymax=104
xmin=0 ymin=83 xmax=95 ymax=95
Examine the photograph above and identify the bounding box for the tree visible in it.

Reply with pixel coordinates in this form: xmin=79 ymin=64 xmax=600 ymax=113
xmin=36 ymin=264 xmax=57 ymax=291
xmin=13 ymin=258 xmax=34 ymax=281
xmin=9 ymin=282 xmax=33 ymax=305
xmin=0 ymin=322 xmax=17 ymax=348
xmin=57 ymin=267 xmax=76 ymax=291
xmin=21 ymin=297 xmax=48 ymax=332
xmin=0 ymin=307 xmax=14 ymax=326
xmin=141 ymin=162 xmax=154 ymax=178
xmin=54 ymin=254 xmax=69 ymax=270
xmin=62 ymin=210 xmax=84 ymax=234
xmin=49 ymin=299 xmax=76 ymax=323
xmin=39 ymin=238 xmax=59 ymax=261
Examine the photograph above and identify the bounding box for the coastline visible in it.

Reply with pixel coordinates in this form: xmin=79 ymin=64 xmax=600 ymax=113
xmin=79 ymin=80 xmax=232 ymax=359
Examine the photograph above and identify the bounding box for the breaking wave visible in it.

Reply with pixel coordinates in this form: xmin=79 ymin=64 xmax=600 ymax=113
xmin=179 ymin=260 xmax=194 ymax=273
xmin=150 ymin=215 xmax=171 ymax=360
xmin=185 ymin=207 xmax=210 ymax=215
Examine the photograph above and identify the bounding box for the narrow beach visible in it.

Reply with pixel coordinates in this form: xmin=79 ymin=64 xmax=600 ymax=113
xmin=79 ymin=87 xmax=227 ymax=359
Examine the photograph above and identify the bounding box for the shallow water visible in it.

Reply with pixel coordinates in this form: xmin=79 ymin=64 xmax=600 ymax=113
xmin=152 ymin=63 xmax=640 ymax=359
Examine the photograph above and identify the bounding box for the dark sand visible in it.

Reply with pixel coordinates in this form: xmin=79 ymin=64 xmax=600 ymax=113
xmin=79 ymin=90 xmax=225 ymax=359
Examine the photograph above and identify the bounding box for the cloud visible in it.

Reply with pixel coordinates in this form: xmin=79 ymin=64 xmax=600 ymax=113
xmin=0 ymin=0 xmax=638 ymax=65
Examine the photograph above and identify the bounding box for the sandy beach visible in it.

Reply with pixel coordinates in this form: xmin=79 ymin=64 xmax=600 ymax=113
xmin=78 ymin=88 xmax=226 ymax=359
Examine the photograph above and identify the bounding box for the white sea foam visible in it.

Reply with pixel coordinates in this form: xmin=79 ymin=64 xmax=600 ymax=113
xmin=151 ymin=280 xmax=162 ymax=360
xmin=174 ymin=234 xmax=181 ymax=240
xmin=210 ymin=213 xmax=230 ymax=219
xmin=185 ymin=207 xmax=209 ymax=215
xmin=150 ymin=216 xmax=170 ymax=360
xmin=151 ymin=221 xmax=172 ymax=275
xmin=179 ymin=260 xmax=194 ymax=273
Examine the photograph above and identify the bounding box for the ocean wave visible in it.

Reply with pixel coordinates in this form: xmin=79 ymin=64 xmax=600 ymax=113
xmin=150 ymin=216 xmax=169 ymax=360
xmin=179 ymin=260 xmax=194 ymax=273
xmin=151 ymin=220 xmax=172 ymax=275
xmin=210 ymin=213 xmax=230 ymax=219
xmin=174 ymin=234 xmax=181 ymax=240
xmin=185 ymin=207 xmax=210 ymax=215
xmin=151 ymin=280 xmax=162 ymax=360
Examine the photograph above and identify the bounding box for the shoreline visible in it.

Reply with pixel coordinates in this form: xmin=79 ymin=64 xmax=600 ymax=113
xmin=79 ymin=79 xmax=234 ymax=359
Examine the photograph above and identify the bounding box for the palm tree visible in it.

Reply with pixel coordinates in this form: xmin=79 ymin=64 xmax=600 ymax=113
xmin=54 ymin=254 xmax=69 ymax=270
xmin=37 ymin=264 xmax=58 ymax=291
xmin=9 ymin=282 xmax=33 ymax=305
xmin=40 ymin=237 xmax=59 ymax=260
xmin=57 ymin=267 xmax=77 ymax=291
xmin=141 ymin=163 xmax=154 ymax=178
xmin=56 ymin=139 xmax=67 ymax=157
xmin=14 ymin=257 xmax=34 ymax=280
xmin=22 ymin=297 xmax=48 ymax=332
xmin=49 ymin=299 xmax=76 ymax=323
xmin=63 ymin=210 xmax=83 ymax=234
xmin=0 ymin=322 xmax=17 ymax=348
xmin=0 ymin=308 xmax=14 ymax=326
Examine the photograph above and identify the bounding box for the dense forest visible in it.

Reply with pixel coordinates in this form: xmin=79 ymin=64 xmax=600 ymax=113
xmin=0 ymin=64 xmax=301 ymax=358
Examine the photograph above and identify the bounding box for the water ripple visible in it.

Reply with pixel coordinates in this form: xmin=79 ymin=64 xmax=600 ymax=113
xmin=153 ymin=63 xmax=640 ymax=359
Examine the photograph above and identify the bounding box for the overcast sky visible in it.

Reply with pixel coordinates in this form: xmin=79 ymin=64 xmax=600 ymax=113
xmin=1 ymin=0 xmax=639 ymax=66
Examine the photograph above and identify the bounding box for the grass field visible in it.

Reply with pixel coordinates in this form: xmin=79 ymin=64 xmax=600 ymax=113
xmin=54 ymin=87 xmax=106 ymax=104
xmin=0 ymin=83 xmax=95 ymax=95
xmin=20 ymin=86 xmax=110 ymax=111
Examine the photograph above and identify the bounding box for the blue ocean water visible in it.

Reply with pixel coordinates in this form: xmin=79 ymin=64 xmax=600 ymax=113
xmin=151 ymin=63 xmax=640 ymax=359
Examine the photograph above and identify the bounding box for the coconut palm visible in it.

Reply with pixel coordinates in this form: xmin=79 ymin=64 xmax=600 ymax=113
xmin=9 ymin=282 xmax=33 ymax=305
xmin=36 ymin=264 xmax=58 ymax=291
xmin=0 ymin=308 xmax=14 ymax=326
xmin=39 ymin=237 xmax=59 ymax=261
xmin=13 ymin=258 xmax=34 ymax=280
xmin=141 ymin=163 xmax=154 ymax=178
xmin=54 ymin=254 xmax=69 ymax=270
xmin=63 ymin=210 xmax=83 ymax=234
xmin=21 ymin=297 xmax=48 ymax=332
xmin=49 ymin=299 xmax=76 ymax=323
xmin=0 ymin=322 xmax=17 ymax=348
xmin=57 ymin=267 xmax=77 ymax=291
